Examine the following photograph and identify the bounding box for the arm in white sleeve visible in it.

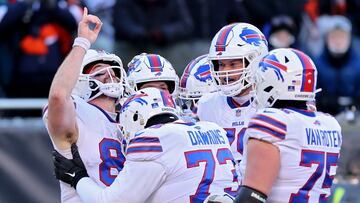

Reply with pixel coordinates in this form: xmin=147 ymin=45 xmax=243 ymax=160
xmin=76 ymin=160 xmax=167 ymax=203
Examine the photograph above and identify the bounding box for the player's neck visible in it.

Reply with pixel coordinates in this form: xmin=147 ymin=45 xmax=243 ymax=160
xmin=234 ymin=86 xmax=252 ymax=98
xmin=233 ymin=87 xmax=253 ymax=104
xmin=89 ymin=96 xmax=117 ymax=113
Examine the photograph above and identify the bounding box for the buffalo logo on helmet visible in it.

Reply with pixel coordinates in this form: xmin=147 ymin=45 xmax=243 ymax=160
xmin=127 ymin=58 xmax=141 ymax=76
xmin=259 ymin=54 xmax=287 ymax=82
xmin=121 ymin=93 xmax=148 ymax=112
xmin=239 ymin=27 xmax=267 ymax=47
xmin=194 ymin=64 xmax=212 ymax=83
xmin=146 ymin=54 xmax=164 ymax=75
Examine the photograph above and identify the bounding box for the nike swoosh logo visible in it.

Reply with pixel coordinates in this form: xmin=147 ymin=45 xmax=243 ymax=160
xmin=65 ymin=172 xmax=75 ymax=177
xmin=134 ymin=131 xmax=144 ymax=137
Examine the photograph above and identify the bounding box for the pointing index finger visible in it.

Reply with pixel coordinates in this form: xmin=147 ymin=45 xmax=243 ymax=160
xmin=83 ymin=7 xmax=88 ymax=19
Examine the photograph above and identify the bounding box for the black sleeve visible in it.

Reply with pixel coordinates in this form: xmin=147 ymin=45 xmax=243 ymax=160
xmin=233 ymin=185 xmax=268 ymax=203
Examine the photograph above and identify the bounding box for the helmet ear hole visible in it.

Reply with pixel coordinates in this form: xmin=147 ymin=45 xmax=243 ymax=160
xmin=244 ymin=58 xmax=250 ymax=67
xmin=212 ymin=60 xmax=219 ymax=71
xmin=133 ymin=111 xmax=138 ymax=121
xmin=284 ymin=56 xmax=290 ymax=63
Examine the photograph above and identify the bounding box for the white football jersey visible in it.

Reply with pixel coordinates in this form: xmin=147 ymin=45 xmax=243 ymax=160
xmin=240 ymin=108 xmax=342 ymax=202
xmin=197 ymin=92 xmax=257 ymax=170
xmin=79 ymin=121 xmax=239 ymax=203
xmin=43 ymin=95 xmax=125 ymax=203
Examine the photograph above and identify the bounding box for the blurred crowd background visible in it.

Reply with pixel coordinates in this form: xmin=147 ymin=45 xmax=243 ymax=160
xmin=2 ymin=0 xmax=360 ymax=120
xmin=0 ymin=0 xmax=360 ymax=202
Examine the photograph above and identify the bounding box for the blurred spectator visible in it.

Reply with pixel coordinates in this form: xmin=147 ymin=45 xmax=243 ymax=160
xmin=304 ymin=0 xmax=347 ymax=22
xmin=330 ymin=149 xmax=360 ymax=203
xmin=185 ymin=0 xmax=250 ymax=39
xmin=0 ymin=42 xmax=11 ymax=98
xmin=0 ymin=0 xmax=80 ymax=98
xmin=347 ymin=0 xmax=360 ymax=37
xmin=172 ymin=0 xmax=250 ymax=76
xmin=242 ymin=0 xmax=306 ymax=29
xmin=263 ymin=15 xmax=298 ymax=50
xmin=113 ymin=0 xmax=193 ymax=74
xmin=0 ymin=3 xmax=10 ymax=97
xmin=299 ymin=0 xmax=347 ymax=57
xmin=346 ymin=149 xmax=360 ymax=179
xmin=113 ymin=0 xmax=193 ymax=48
xmin=330 ymin=183 xmax=360 ymax=203
xmin=82 ymin=0 xmax=115 ymax=51
xmin=313 ymin=15 xmax=360 ymax=117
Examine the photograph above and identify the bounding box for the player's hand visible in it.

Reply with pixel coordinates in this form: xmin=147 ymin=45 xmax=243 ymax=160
xmin=77 ymin=7 xmax=102 ymax=44
xmin=53 ymin=144 xmax=89 ymax=189
xmin=203 ymin=193 xmax=235 ymax=203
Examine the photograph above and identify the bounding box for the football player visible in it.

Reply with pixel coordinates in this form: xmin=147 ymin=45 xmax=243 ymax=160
xmin=43 ymin=8 xmax=131 ymax=202
xmin=178 ymin=54 xmax=217 ymax=122
xmin=127 ymin=52 xmax=179 ymax=96
xmin=197 ymin=22 xmax=269 ymax=178
xmin=53 ymin=88 xmax=239 ymax=203
xmin=235 ymin=48 xmax=342 ymax=202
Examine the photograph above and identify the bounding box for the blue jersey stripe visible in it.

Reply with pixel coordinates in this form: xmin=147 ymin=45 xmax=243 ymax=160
xmin=129 ymin=137 xmax=160 ymax=144
xmin=126 ymin=146 xmax=163 ymax=154
xmin=253 ymin=114 xmax=287 ymax=131
xmin=286 ymin=108 xmax=316 ymax=117
xmin=248 ymin=123 xmax=286 ymax=140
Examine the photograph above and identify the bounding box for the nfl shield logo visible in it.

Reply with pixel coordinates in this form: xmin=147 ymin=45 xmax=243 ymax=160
xmin=151 ymin=103 xmax=159 ymax=108
xmin=236 ymin=109 xmax=241 ymax=117
xmin=288 ymin=86 xmax=295 ymax=92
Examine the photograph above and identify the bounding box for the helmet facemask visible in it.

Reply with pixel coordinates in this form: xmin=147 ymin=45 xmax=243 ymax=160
xmin=89 ymin=66 xmax=124 ymax=97
xmin=178 ymin=96 xmax=199 ymax=119
xmin=208 ymin=23 xmax=269 ymax=97
xmin=211 ymin=55 xmax=257 ymax=97
xmin=74 ymin=66 xmax=132 ymax=102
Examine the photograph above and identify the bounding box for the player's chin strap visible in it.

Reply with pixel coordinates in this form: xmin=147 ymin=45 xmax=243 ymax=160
xmin=233 ymin=185 xmax=268 ymax=203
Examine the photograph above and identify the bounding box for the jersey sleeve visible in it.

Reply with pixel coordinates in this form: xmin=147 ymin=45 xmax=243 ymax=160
xmin=125 ymin=129 xmax=165 ymax=161
xmin=246 ymin=108 xmax=287 ymax=143
xmin=76 ymin=160 xmax=167 ymax=203
xmin=70 ymin=95 xmax=89 ymax=122
xmin=42 ymin=95 xmax=82 ymax=127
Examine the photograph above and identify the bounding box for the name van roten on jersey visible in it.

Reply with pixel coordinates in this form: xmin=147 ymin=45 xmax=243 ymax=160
xmin=306 ymin=128 xmax=342 ymax=148
xmin=187 ymin=129 xmax=226 ymax=146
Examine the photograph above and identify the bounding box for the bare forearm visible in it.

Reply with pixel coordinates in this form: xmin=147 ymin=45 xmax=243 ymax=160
xmin=46 ymin=7 xmax=102 ymax=146
xmin=49 ymin=46 xmax=86 ymax=100
xmin=47 ymin=46 xmax=85 ymax=146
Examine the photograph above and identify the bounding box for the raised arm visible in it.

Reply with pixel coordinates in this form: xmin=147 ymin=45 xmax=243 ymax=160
xmin=46 ymin=7 xmax=102 ymax=149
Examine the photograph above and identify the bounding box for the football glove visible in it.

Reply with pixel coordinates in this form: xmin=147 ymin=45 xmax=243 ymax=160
xmin=53 ymin=144 xmax=89 ymax=189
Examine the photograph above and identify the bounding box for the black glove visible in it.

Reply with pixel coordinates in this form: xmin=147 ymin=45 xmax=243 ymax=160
xmin=53 ymin=144 xmax=89 ymax=189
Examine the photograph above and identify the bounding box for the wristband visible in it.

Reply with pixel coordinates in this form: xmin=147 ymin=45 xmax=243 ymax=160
xmin=72 ymin=37 xmax=91 ymax=51
xmin=234 ymin=185 xmax=267 ymax=203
